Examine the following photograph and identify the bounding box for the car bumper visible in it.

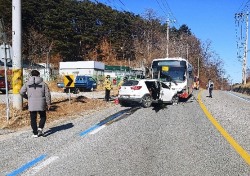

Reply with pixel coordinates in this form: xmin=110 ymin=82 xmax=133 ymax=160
xmin=118 ymin=97 xmax=143 ymax=104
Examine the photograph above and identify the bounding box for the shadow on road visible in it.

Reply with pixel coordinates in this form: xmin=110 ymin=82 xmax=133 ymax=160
xmin=152 ymin=103 xmax=168 ymax=112
xmin=44 ymin=122 xmax=74 ymax=137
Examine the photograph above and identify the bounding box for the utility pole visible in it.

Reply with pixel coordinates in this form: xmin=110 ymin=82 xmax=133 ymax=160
xmin=166 ymin=18 xmax=169 ymax=58
xmin=235 ymin=12 xmax=248 ymax=85
xmin=197 ymin=56 xmax=200 ymax=78
xmin=243 ymin=12 xmax=248 ymax=85
xmin=166 ymin=18 xmax=175 ymax=58
xmin=12 ymin=0 xmax=22 ymax=110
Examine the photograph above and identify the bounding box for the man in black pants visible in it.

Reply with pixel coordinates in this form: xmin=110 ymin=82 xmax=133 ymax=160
xmin=20 ymin=70 xmax=51 ymax=137
xmin=206 ymin=79 xmax=214 ymax=98
xmin=104 ymin=75 xmax=112 ymax=101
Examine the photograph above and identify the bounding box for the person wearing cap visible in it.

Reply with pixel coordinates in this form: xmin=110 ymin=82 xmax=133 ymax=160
xmin=20 ymin=70 xmax=51 ymax=138
xmin=104 ymin=75 xmax=112 ymax=101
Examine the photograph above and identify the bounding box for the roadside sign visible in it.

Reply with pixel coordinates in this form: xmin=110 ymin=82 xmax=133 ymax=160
xmin=162 ymin=66 xmax=169 ymax=72
xmin=0 ymin=44 xmax=12 ymax=62
xmin=64 ymin=75 xmax=74 ymax=87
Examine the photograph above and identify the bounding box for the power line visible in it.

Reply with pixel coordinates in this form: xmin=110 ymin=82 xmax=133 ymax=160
xmin=159 ymin=0 xmax=180 ymax=27
xmin=155 ymin=0 xmax=168 ymax=17
xmin=156 ymin=0 xmax=177 ymax=26
xmin=118 ymin=0 xmax=125 ymax=7
xmin=238 ymin=0 xmax=250 ymax=13
xmin=237 ymin=0 xmax=248 ymax=12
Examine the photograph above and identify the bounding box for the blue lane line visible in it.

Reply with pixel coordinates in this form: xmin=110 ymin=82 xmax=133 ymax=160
xmin=79 ymin=109 xmax=129 ymax=137
xmin=6 ymin=154 xmax=46 ymax=176
xmin=227 ymin=91 xmax=250 ymax=103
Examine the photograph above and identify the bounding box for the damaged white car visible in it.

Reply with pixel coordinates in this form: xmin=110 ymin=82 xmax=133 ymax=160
xmin=118 ymin=79 xmax=178 ymax=108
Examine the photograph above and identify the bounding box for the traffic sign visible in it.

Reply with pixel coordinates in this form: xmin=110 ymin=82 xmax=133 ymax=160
xmin=0 ymin=44 xmax=12 ymax=62
xmin=64 ymin=75 xmax=74 ymax=87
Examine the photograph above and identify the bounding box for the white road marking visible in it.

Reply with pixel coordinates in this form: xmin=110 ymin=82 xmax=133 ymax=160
xmin=227 ymin=91 xmax=250 ymax=103
xmin=23 ymin=156 xmax=59 ymax=176
xmin=89 ymin=125 xmax=106 ymax=135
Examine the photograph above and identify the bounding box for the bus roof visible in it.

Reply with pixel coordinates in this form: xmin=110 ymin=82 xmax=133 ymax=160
xmin=152 ymin=57 xmax=188 ymax=62
xmin=151 ymin=57 xmax=193 ymax=69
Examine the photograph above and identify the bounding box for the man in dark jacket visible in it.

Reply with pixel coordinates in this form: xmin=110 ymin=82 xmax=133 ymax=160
xmin=20 ymin=70 xmax=51 ymax=137
xmin=206 ymin=79 xmax=214 ymax=98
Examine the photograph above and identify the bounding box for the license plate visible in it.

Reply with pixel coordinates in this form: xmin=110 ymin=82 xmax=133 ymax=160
xmin=121 ymin=95 xmax=129 ymax=98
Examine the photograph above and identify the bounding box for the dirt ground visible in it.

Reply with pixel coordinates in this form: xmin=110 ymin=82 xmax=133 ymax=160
xmin=0 ymin=82 xmax=117 ymax=131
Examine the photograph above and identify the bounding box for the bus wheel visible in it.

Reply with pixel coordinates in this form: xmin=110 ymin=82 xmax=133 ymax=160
xmin=172 ymin=95 xmax=179 ymax=105
xmin=141 ymin=94 xmax=152 ymax=108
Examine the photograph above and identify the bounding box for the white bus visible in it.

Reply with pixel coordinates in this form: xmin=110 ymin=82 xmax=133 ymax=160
xmin=151 ymin=57 xmax=194 ymax=100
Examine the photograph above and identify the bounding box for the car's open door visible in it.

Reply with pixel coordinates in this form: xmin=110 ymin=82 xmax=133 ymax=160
xmin=159 ymin=82 xmax=175 ymax=103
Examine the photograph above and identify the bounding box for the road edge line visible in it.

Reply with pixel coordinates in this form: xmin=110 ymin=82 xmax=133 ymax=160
xmin=197 ymin=90 xmax=250 ymax=166
xmin=6 ymin=154 xmax=47 ymax=176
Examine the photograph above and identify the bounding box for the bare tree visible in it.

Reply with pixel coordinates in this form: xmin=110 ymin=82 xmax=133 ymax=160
xmin=25 ymin=28 xmax=54 ymax=65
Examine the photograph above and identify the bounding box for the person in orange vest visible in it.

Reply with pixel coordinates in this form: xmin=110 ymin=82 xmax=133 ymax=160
xmin=104 ymin=75 xmax=112 ymax=101
xmin=193 ymin=76 xmax=200 ymax=90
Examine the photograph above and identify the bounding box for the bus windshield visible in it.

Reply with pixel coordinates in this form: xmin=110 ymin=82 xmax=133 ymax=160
xmin=152 ymin=60 xmax=187 ymax=83
xmin=161 ymin=67 xmax=185 ymax=83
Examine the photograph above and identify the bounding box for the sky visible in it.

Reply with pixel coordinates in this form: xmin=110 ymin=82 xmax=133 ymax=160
xmin=91 ymin=0 xmax=249 ymax=84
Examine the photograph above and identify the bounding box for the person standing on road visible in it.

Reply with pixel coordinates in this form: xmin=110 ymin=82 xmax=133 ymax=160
xmin=104 ymin=75 xmax=112 ymax=101
xmin=20 ymin=70 xmax=51 ymax=138
xmin=118 ymin=76 xmax=128 ymax=89
xmin=206 ymin=78 xmax=214 ymax=98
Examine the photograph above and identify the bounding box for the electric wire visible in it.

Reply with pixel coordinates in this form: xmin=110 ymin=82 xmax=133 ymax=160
xmin=237 ymin=0 xmax=250 ymax=20
xmin=160 ymin=0 xmax=180 ymax=27
xmin=237 ymin=0 xmax=249 ymax=12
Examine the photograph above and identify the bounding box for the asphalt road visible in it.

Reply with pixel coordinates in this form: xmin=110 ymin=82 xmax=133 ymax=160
xmin=0 ymin=90 xmax=249 ymax=176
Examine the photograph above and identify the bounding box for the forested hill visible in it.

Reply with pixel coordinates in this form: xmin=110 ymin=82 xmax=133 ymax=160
xmin=0 ymin=0 xmax=229 ymax=88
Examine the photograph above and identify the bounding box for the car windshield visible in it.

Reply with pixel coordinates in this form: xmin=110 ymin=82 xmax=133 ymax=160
xmin=122 ymin=80 xmax=139 ymax=86
xmin=76 ymin=77 xmax=86 ymax=81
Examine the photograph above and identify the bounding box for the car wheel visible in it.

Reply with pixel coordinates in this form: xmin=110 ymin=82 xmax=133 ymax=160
xmin=1 ymin=90 xmax=6 ymax=94
xmin=141 ymin=94 xmax=152 ymax=108
xmin=171 ymin=94 xmax=179 ymax=105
